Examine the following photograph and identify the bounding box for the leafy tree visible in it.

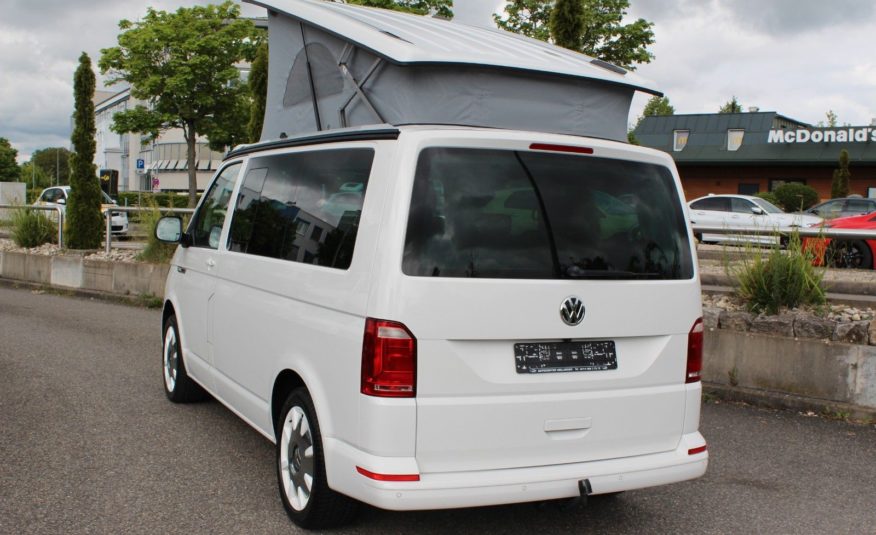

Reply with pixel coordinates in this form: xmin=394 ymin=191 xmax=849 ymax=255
xmin=831 ymin=149 xmax=851 ymax=199
xmin=67 ymin=53 xmax=104 ymax=250
xmin=30 ymin=147 xmax=72 ymax=186
xmin=19 ymin=162 xmax=53 ymax=189
xmin=248 ymin=41 xmax=269 ymax=143
xmin=0 ymin=138 xmax=19 ymax=182
xmin=347 ymin=0 xmax=453 ymax=18
xmin=773 ymin=182 xmax=819 ymax=212
xmin=495 ymin=0 xmax=655 ymax=70
xmin=629 ymin=95 xmax=674 ymax=142
xmin=825 ymin=109 xmax=838 ymax=127
xmin=494 ymin=0 xmax=551 ymax=41
xmin=642 ymin=95 xmax=674 ymax=116
xmin=99 ymin=2 xmax=258 ymax=206
xmin=550 ymin=0 xmax=583 ymax=50
xmin=718 ymin=96 xmax=742 ymax=113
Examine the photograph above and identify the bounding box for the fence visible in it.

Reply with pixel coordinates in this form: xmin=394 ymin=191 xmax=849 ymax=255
xmin=103 ymin=206 xmax=195 ymax=254
xmin=0 ymin=204 xmax=195 ymax=252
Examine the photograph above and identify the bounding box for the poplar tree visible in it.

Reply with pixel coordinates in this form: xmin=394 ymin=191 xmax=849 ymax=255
xmin=67 ymin=52 xmax=103 ymax=249
xmin=831 ymin=149 xmax=851 ymax=199
xmin=248 ymin=41 xmax=269 ymax=143
xmin=550 ymin=0 xmax=583 ymax=50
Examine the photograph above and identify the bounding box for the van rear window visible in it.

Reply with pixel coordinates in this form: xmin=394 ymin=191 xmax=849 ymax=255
xmin=402 ymin=148 xmax=693 ymax=280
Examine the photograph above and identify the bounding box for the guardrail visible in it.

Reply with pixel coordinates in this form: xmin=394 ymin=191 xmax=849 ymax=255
xmin=0 ymin=204 xmax=65 ymax=248
xmin=691 ymin=224 xmax=876 ymax=241
xmin=103 ymin=206 xmax=195 ymax=254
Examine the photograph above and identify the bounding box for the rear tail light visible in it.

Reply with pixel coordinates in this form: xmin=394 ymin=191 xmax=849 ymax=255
xmin=356 ymin=466 xmax=420 ymax=482
xmin=686 ymin=318 xmax=704 ymax=384
xmin=688 ymin=444 xmax=707 ymax=456
xmin=361 ymin=318 xmax=416 ymax=397
xmin=529 ymin=143 xmax=594 ymax=155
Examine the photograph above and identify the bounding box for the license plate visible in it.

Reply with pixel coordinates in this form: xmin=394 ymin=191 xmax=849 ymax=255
xmin=514 ymin=341 xmax=617 ymax=374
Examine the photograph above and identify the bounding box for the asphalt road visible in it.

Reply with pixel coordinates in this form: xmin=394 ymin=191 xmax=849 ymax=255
xmin=1 ymin=285 xmax=875 ymax=535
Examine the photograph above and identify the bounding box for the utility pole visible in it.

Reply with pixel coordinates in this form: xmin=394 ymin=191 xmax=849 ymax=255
xmin=56 ymin=148 xmax=60 ymax=186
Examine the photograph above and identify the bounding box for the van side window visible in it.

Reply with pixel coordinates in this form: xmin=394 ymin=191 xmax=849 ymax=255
xmin=190 ymin=163 xmax=241 ymax=249
xmin=227 ymin=148 xmax=375 ymax=269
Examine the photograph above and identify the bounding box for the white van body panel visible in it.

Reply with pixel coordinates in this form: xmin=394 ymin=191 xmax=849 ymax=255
xmin=162 ymin=126 xmax=706 ymax=513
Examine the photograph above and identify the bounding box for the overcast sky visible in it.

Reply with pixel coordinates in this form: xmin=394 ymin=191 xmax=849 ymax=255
xmin=1 ymin=0 xmax=874 ymax=162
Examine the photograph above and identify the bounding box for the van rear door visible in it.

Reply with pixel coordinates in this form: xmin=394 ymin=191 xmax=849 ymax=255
xmin=378 ymin=144 xmax=700 ymax=473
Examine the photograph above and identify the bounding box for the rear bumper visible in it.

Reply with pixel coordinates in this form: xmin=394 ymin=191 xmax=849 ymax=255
xmin=325 ymin=431 xmax=707 ymax=511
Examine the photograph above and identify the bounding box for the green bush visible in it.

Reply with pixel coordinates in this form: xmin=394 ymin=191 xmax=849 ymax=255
xmin=755 ymin=191 xmax=780 ymax=206
xmin=772 ymin=183 xmax=819 ymax=212
xmin=11 ymin=209 xmax=57 ymax=248
xmin=726 ymin=231 xmax=826 ymax=315
xmin=137 ymin=199 xmax=190 ymax=264
xmin=117 ymin=191 xmax=200 ymax=209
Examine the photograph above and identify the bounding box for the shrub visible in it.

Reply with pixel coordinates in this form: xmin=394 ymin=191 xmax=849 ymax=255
xmin=755 ymin=191 xmax=779 ymax=206
xmin=11 ymin=209 xmax=57 ymax=248
xmin=137 ymin=199 xmax=188 ymax=264
xmin=726 ymin=231 xmax=826 ymax=315
xmin=772 ymin=183 xmax=819 ymax=212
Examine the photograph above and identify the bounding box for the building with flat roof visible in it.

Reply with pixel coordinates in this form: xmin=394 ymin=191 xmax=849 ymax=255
xmin=634 ymin=111 xmax=876 ymax=201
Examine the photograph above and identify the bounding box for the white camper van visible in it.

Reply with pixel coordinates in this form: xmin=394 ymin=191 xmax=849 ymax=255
xmin=155 ymin=1 xmax=707 ymax=529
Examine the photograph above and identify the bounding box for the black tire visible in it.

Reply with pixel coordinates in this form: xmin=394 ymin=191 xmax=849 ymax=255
xmin=162 ymin=315 xmax=207 ymax=403
xmin=827 ymin=240 xmax=873 ymax=270
xmin=276 ymin=388 xmax=359 ymax=529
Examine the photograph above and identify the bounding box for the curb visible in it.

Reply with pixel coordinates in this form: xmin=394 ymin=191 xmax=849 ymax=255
xmin=0 ymin=276 xmax=162 ymax=308
xmin=704 ymin=382 xmax=876 ymax=424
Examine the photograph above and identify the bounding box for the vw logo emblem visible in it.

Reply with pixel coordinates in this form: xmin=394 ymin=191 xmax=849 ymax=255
xmin=560 ymin=296 xmax=585 ymax=326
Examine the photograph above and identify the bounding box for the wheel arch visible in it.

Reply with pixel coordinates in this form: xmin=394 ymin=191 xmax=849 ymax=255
xmin=271 ymin=369 xmax=307 ymax=438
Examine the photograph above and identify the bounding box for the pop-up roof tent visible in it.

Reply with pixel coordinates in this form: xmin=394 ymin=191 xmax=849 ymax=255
xmin=243 ymin=0 xmax=661 ymax=143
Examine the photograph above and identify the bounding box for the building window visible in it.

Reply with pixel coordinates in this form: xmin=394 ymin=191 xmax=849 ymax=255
xmin=738 ymin=183 xmax=759 ymax=195
xmin=727 ymin=129 xmax=745 ymax=151
xmin=673 ymin=130 xmax=689 ymax=152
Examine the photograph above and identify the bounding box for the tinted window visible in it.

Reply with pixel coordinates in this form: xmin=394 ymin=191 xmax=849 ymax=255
xmin=846 ymin=199 xmax=875 ymax=213
xmin=690 ymin=197 xmax=729 ymax=211
xmin=228 ymin=148 xmax=374 ymax=269
xmin=731 ymin=198 xmax=755 ymax=214
xmin=190 ymin=163 xmax=241 ymax=249
xmin=814 ymin=200 xmax=843 ymax=217
xmin=403 ymin=148 xmax=693 ymax=280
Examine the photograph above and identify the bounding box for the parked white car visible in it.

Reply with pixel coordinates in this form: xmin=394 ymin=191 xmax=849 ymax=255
xmin=34 ymin=186 xmax=129 ymax=236
xmin=155 ymin=126 xmax=708 ymax=528
xmin=688 ymin=194 xmax=822 ymax=245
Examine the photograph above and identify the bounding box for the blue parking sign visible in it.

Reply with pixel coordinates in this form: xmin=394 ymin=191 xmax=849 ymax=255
xmin=136 ymin=159 xmax=145 ymax=170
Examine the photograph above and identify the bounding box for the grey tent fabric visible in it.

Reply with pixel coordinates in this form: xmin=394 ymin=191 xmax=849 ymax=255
xmin=250 ymin=0 xmax=657 ymax=142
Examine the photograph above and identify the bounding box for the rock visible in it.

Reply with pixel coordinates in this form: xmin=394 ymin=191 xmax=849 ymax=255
xmin=852 ymin=314 xmax=861 ymax=321
xmin=870 ymin=320 xmax=876 ymax=346
xmin=703 ymin=308 xmax=721 ymax=330
xmin=719 ymin=310 xmax=753 ymax=332
xmin=832 ymin=321 xmax=870 ymax=345
xmin=794 ymin=315 xmax=836 ymax=339
xmin=750 ymin=314 xmax=795 ymax=337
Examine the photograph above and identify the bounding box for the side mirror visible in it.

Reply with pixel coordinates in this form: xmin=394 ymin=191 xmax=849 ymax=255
xmin=57 ymin=198 xmax=66 ymax=205
xmin=155 ymin=216 xmax=183 ymax=243
xmin=751 ymin=206 xmax=765 ymax=215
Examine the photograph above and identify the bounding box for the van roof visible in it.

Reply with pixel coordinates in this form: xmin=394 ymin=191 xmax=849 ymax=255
xmin=243 ymin=0 xmax=659 ymax=96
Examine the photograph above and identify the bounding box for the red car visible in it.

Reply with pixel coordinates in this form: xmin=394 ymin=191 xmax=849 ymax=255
xmin=805 ymin=212 xmax=876 ymax=269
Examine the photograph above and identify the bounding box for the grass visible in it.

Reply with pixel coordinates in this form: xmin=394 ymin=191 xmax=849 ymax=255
xmin=136 ymin=199 xmax=184 ymax=264
xmin=723 ymin=231 xmax=826 ymax=315
xmin=10 ymin=209 xmax=57 ymax=248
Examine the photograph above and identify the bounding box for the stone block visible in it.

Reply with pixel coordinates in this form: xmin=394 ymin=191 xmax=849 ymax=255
xmin=1 ymin=251 xmax=27 ymax=280
xmin=112 ymin=262 xmax=169 ymax=297
xmin=82 ymin=259 xmax=114 ymax=293
xmin=51 ymin=255 xmax=84 ymax=288
xmin=869 ymin=320 xmax=876 ymax=346
xmin=719 ymin=310 xmax=753 ymax=332
xmin=703 ymin=307 xmax=720 ymax=330
xmin=794 ymin=315 xmax=836 ymax=340
xmin=833 ymin=321 xmax=870 ymax=345
xmin=24 ymin=254 xmax=51 ymax=284
xmin=750 ymin=314 xmax=795 ymax=337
